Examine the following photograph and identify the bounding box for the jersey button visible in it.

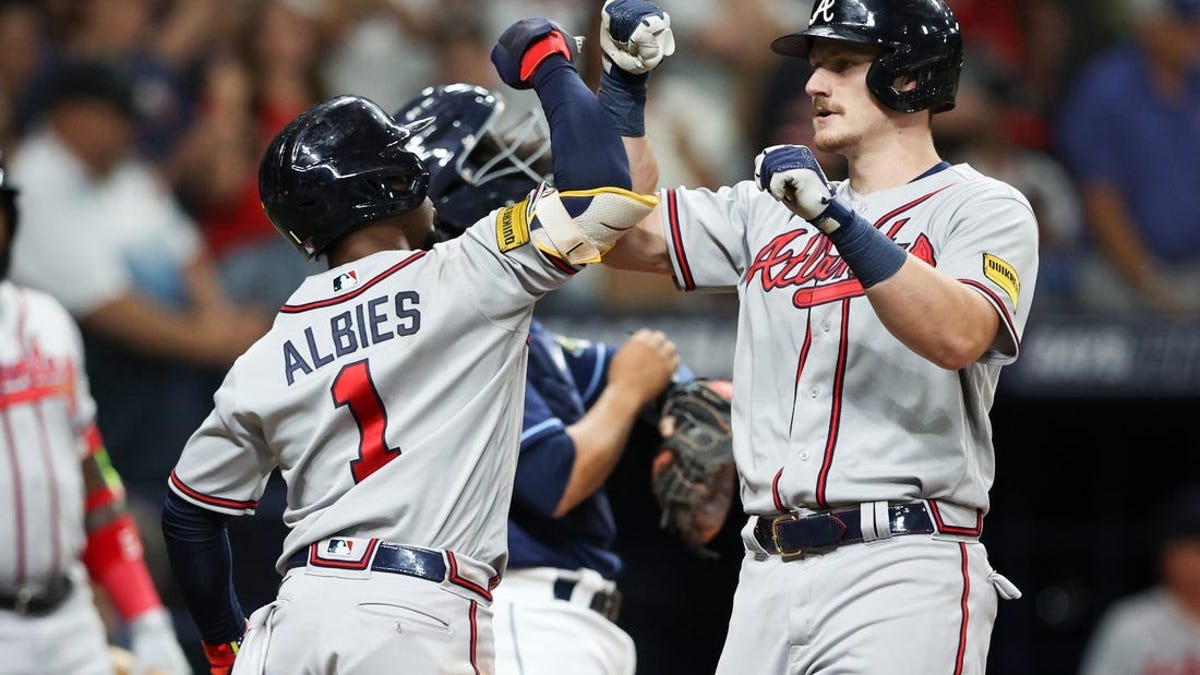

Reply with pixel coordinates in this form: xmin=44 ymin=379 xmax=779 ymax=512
xmin=810 ymin=387 xmax=819 ymax=398
xmin=821 ymin=320 xmax=832 ymax=332
xmin=799 ymin=451 xmax=810 ymax=461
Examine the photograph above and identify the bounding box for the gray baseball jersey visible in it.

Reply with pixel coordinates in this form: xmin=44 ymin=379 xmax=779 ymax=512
xmin=0 ymin=280 xmax=93 ymax=586
xmin=169 ymin=199 xmax=574 ymax=577
xmin=662 ymin=163 xmax=1038 ymax=528
xmin=0 ymin=280 xmax=114 ymax=674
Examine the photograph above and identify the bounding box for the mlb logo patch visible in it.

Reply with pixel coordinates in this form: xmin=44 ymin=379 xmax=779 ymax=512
xmin=333 ymin=270 xmax=359 ymax=292
xmin=326 ymin=539 xmax=355 ymax=558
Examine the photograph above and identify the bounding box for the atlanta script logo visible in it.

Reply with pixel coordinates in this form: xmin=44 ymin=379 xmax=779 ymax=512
xmin=746 ymin=221 xmax=935 ymax=309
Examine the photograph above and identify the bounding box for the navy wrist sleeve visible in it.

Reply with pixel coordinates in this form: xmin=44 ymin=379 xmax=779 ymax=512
xmin=533 ymin=55 xmax=632 ymax=191
xmin=161 ymin=491 xmax=246 ymax=644
xmin=818 ymin=200 xmax=908 ymax=288
xmin=597 ymin=67 xmax=649 ymax=137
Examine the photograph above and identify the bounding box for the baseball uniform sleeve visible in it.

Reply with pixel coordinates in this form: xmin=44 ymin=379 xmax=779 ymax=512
xmin=513 ymin=382 xmax=575 ymax=518
xmin=931 ymin=182 xmax=1039 ymax=364
xmin=660 ymin=181 xmax=758 ymax=292
xmin=446 ymin=192 xmax=581 ymax=327
xmin=168 ymin=366 xmax=274 ymax=516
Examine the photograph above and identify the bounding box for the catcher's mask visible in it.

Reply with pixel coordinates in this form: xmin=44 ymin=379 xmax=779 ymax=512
xmin=394 ymin=83 xmax=552 ymax=238
xmin=259 ymin=95 xmax=433 ymax=259
xmin=771 ymin=0 xmax=964 ymax=114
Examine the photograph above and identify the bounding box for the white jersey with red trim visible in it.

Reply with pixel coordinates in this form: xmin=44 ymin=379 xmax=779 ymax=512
xmin=662 ymin=163 xmax=1038 ymax=526
xmin=168 ymin=206 xmax=576 ymax=577
xmin=0 ymin=280 xmax=94 ymax=587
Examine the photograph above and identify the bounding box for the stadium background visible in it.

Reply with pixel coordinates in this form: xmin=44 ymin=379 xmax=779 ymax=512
xmin=1 ymin=0 xmax=1196 ymax=673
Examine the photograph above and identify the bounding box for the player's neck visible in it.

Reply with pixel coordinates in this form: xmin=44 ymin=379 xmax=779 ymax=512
xmin=326 ymin=225 xmax=413 ymax=269
xmin=844 ymin=127 xmax=943 ymax=195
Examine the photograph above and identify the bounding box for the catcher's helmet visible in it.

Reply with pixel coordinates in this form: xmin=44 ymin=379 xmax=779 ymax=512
xmin=771 ymin=0 xmax=963 ymax=114
xmin=259 ymin=95 xmax=433 ymax=258
xmin=394 ymin=83 xmax=551 ymax=237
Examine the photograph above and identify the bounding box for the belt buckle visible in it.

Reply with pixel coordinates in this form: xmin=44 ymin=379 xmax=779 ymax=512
xmin=769 ymin=515 xmax=805 ymax=561
xmin=592 ymin=589 xmax=622 ymax=622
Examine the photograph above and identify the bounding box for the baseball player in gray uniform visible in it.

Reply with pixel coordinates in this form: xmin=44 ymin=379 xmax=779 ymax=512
xmin=160 ymin=18 xmax=655 ymax=675
xmin=603 ymin=0 xmax=1038 ymax=673
xmin=0 ymin=158 xmax=189 ymax=674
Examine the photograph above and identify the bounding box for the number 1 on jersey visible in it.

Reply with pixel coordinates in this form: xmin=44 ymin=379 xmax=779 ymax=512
xmin=332 ymin=360 xmax=400 ymax=483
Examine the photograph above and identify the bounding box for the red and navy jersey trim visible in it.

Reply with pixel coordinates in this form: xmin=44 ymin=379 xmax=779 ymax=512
xmin=168 ymin=470 xmax=258 ymax=511
xmin=953 ymin=542 xmax=971 ymax=675
xmin=280 ymin=251 xmax=429 ymax=314
xmin=308 ymin=538 xmax=380 ymax=570
xmin=446 ymin=551 xmax=493 ymax=602
xmin=815 ymin=299 xmax=852 ymax=509
xmin=958 ymin=279 xmax=1020 ymax=351
xmin=928 ymin=501 xmax=984 ymax=536
xmin=665 ymin=190 xmax=696 ymax=291
xmin=537 ymin=249 xmax=579 ymax=276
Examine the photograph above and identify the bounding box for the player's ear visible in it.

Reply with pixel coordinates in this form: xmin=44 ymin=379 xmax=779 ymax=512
xmin=892 ymin=73 xmax=919 ymax=93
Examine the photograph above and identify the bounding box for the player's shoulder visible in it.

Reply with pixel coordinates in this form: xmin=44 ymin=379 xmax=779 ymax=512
xmin=940 ymin=163 xmax=1034 ymax=212
xmin=280 ymin=249 xmax=427 ymax=310
xmin=4 ymin=282 xmax=77 ymax=329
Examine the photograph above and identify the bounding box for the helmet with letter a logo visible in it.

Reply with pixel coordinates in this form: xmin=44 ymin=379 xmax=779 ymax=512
xmin=771 ymin=0 xmax=964 ymax=113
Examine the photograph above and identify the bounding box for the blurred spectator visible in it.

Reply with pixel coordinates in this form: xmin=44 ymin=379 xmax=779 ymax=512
xmin=7 ymin=58 xmax=267 ymax=502
xmin=320 ymin=0 xmax=438 ymax=111
xmin=32 ymin=0 xmax=221 ymax=163
xmin=1057 ymin=0 xmax=1200 ymax=314
xmin=0 ymin=0 xmax=48 ymax=152
xmin=951 ymin=72 xmax=1084 ymax=310
xmin=1077 ymin=485 xmax=1200 ymax=675
xmin=173 ymin=0 xmax=325 ymax=313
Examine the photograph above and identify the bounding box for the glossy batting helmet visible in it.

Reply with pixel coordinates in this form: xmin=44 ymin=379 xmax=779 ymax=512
xmin=394 ymin=83 xmax=551 ymax=237
xmin=771 ymin=0 xmax=964 ymax=114
xmin=259 ymin=95 xmax=433 ymax=258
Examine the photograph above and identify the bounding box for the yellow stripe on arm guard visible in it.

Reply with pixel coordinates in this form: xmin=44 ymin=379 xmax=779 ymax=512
xmin=530 ymin=186 xmax=658 ymax=265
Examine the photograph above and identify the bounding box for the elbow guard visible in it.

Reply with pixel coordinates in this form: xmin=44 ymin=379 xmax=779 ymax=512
xmin=529 ymin=184 xmax=657 ymax=265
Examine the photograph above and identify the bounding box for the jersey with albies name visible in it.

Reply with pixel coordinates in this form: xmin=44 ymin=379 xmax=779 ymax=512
xmin=662 ymin=163 xmax=1038 ymax=529
xmin=0 ymin=281 xmax=95 ymax=587
xmin=168 ymin=197 xmax=576 ymax=577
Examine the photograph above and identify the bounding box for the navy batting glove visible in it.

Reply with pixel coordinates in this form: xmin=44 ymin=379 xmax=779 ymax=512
xmin=753 ymin=144 xmax=835 ymax=222
xmin=491 ymin=18 xmax=578 ymax=90
xmin=606 ymin=0 xmax=667 ymax=44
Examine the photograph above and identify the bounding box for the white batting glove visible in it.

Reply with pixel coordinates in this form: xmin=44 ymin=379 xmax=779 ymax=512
xmin=129 ymin=608 xmax=191 ymax=675
xmin=600 ymin=0 xmax=676 ymax=75
xmin=753 ymin=145 xmax=836 ymax=227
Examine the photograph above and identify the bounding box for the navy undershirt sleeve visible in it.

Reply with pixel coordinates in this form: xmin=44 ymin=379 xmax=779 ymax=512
xmin=161 ymin=490 xmax=247 ymax=644
xmin=532 ymin=56 xmax=632 ymax=192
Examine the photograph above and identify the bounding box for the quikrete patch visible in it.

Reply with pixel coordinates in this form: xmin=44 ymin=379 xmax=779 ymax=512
xmin=496 ymin=200 xmax=531 ymax=252
xmin=983 ymin=253 xmax=1020 ymax=307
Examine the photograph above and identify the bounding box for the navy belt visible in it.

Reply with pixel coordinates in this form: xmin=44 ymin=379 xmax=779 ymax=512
xmin=287 ymin=542 xmax=447 ymax=583
xmin=552 ymin=578 xmax=622 ymax=622
xmin=754 ymin=502 xmax=935 ymax=559
xmin=0 ymin=575 xmax=73 ymax=616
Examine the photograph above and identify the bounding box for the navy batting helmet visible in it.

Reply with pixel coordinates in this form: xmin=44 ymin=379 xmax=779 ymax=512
xmin=394 ymin=83 xmax=551 ymax=237
xmin=771 ymin=0 xmax=963 ymax=114
xmin=259 ymin=95 xmax=433 ymax=258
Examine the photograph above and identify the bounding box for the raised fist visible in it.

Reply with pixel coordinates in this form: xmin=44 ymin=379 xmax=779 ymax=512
xmin=753 ymin=144 xmax=834 ymax=223
xmin=491 ymin=17 xmax=580 ymax=90
xmin=600 ymin=0 xmax=676 ymax=76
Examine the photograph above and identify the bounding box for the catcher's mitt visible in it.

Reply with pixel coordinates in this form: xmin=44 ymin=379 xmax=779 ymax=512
xmin=651 ymin=379 xmax=736 ymax=558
